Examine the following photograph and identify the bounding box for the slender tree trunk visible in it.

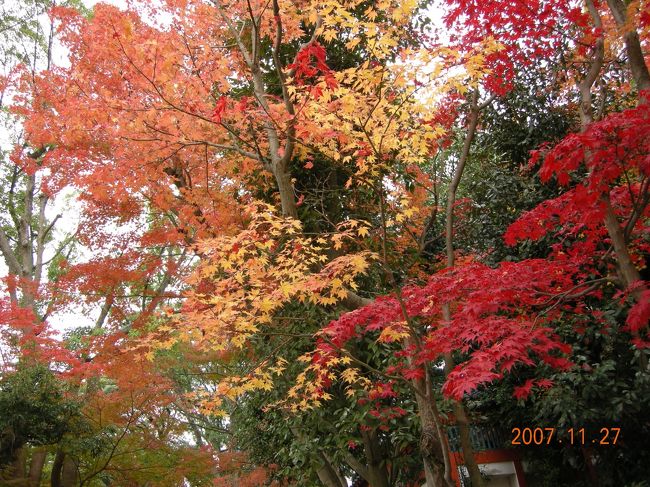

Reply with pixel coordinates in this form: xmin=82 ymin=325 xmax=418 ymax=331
xmin=443 ymin=348 xmax=484 ymax=487
xmin=603 ymin=199 xmax=642 ymax=289
xmin=440 ymin=89 xmax=490 ymax=487
xmin=581 ymin=0 xmax=647 ymax=370
xmin=598 ymin=0 xmax=649 ymax=292
xmin=605 ymin=0 xmax=650 ymax=93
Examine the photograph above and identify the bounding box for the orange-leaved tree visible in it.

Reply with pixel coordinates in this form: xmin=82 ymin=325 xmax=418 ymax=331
xmin=13 ymin=0 xmax=512 ymax=484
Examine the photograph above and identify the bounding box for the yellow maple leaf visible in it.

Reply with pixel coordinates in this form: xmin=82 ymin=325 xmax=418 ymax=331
xmin=378 ymin=324 xmax=410 ymax=343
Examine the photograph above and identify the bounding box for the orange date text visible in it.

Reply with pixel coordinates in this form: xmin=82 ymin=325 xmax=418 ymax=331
xmin=510 ymin=427 xmax=621 ymax=446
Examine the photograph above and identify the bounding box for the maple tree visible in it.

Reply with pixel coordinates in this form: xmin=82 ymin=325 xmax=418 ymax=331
xmin=1 ymin=0 xmax=649 ymax=485
xmin=280 ymin=0 xmax=649 ymax=484
xmin=1 ymin=2 xmax=217 ymax=485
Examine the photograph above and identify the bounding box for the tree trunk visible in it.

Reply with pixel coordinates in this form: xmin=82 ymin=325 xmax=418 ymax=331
xmin=315 ymin=451 xmax=346 ymax=487
xmin=364 ymin=467 xmax=390 ymax=487
xmin=443 ymin=349 xmax=484 ymax=487
xmin=605 ymin=0 xmax=650 ymax=93
xmin=362 ymin=430 xmax=390 ymax=487
xmin=28 ymin=449 xmax=47 ymax=487
xmin=413 ymin=383 xmax=452 ymax=487
xmin=61 ymin=455 xmax=79 ymax=487
xmin=603 ymin=199 xmax=642 ymax=289
xmin=10 ymin=446 xmax=27 ymax=482
xmin=273 ymin=167 xmax=298 ymax=218
xmin=581 ymin=0 xmax=647 ymax=369
xmin=290 ymin=427 xmax=345 ymax=487
xmin=51 ymin=450 xmax=64 ymax=487
xmin=440 ymin=89 xmax=487 ymax=487
xmin=401 ymin=357 xmax=452 ymax=487
xmin=581 ymin=446 xmax=600 ymax=487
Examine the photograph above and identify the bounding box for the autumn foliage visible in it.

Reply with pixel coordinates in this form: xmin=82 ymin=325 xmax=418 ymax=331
xmin=1 ymin=0 xmax=649 ymax=485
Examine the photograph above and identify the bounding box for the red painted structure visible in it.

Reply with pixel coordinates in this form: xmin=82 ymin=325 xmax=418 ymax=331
xmin=446 ymin=424 xmax=527 ymax=487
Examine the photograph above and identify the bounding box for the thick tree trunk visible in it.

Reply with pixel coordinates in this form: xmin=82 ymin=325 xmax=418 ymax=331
xmin=622 ymin=30 xmax=650 ymax=92
xmin=51 ymin=450 xmax=64 ymax=487
xmin=28 ymin=449 xmax=47 ymax=487
xmin=352 ymin=429 xmax=391 ymax=487
xmin=273 ymin=167 xmax=298 ymax=218
xmin=61 ymin=455 xmax=79 ymax=487
xmin=361 ymin=430 xmax=390 ymax=487
xmin=413 ymin=382 xmax=452 ymax=487
xmin=10 ymin=447 xmax=27 ymax=482
xmin=249 ymin=60 xmax=298 ymax=220
xmin=315 ymin=452 xmax=346 ymax=487
xmin=290 ymin=427 xmax=345 ymax=487
xmin=364 ymin=466 xmax=390 ymax=487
